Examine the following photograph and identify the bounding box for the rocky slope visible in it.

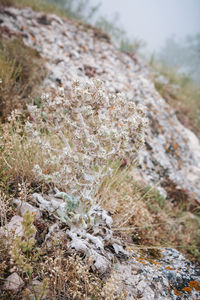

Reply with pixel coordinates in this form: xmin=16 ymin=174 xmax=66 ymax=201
xmin=0 ymin=6 xmax=200 ymax=299
xmin=1 ymin=6 xmax=200 ymax=203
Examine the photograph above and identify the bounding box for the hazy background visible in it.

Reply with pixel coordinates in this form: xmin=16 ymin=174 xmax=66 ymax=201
xmin=49 ymin=0 xmax=200 ymax=81
xmin=91 ymin=0 xmax=200 ymax=53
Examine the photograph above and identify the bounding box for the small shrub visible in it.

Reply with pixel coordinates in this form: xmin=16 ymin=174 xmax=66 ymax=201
xmin=24 ymin=80 xmax=147 ymax=201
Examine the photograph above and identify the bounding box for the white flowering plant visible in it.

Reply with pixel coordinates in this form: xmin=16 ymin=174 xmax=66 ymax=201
xmin=26 ymin=80 xmax=147 ymax=198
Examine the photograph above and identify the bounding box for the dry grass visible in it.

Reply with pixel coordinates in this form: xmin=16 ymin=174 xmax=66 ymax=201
xmin=0 ymin=237 xmax=102 ymax=300
xmin=0 ymin=120 xmax=55 ymax=197
xmin=0 ymin=190 xmax=13 ymax=227
xmin=97 ymin=166 xmax=200 ymax=263
xmin=0 ymin=37 xmax=45 ymax=120
xmin=0 ymin=36 xmax=46 ymax=194
xmin=0 ymin=237 xmax=11 ymax=295
xmin=39 ymin=249 xmax=102 ymax=299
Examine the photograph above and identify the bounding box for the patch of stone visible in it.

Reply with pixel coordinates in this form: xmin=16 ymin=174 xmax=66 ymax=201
xmin=13 ymin=199 xmax=42 ymax=220
xmin=0 ymin=215 xmax=23 ymax=238
xmin=3 ymin=272 xmax=24 ymax=292
xmin=114 ymin=248 xmax=200 ymax=299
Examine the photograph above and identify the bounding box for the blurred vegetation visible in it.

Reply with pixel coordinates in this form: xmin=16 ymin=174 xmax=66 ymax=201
xmin=150 ymin=55 xmax=200 ymax=138
xmin=95 ymin=12 xmax=125 ymax=43
xmin=47 ymin=0 xmax=100 ymax=22
xmin=151 ymin=34 xmax=200 ymax=137
xmin=158 ymin=34 xmax=200 ymax=83
xmin=120 ymin=37 xmax=146 ymax=53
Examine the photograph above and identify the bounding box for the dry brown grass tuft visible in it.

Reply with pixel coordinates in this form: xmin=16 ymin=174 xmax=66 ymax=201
xmin=40 ymin=248 xmax=103 ymax=299
xmin=97 ymin=166 xmax=200 ymax=263
xmin=0 ymin=37 xmax=45 ymax=120
xmin=0 ymin=190 xmax=13 ymax=227
xmin=0 ymin=237 xmax=12 ymax=298
xmin=0 ymin=35 xmax=46 ymax=197
xmin=0 ymin=118 xmax=48 ymax=197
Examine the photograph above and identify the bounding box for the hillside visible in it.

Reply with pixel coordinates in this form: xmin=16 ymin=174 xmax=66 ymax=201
xmin=0 ymin=5 xmax=200 ymax=300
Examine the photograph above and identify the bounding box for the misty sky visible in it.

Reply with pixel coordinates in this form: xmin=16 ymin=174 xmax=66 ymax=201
xmin=91 ymin=0 xmax=200 ymax=53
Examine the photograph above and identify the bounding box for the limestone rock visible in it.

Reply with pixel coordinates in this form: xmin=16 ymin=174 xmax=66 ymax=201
xmin=13 ymin=199 xmax=42 ymax=220
xmin=3 ymin=273 xmax=24 ymax=292
xmin=0 ymin=215 xmax=23 ymax=238
xmin=113 ymin=248 xmax=200 ymax=299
